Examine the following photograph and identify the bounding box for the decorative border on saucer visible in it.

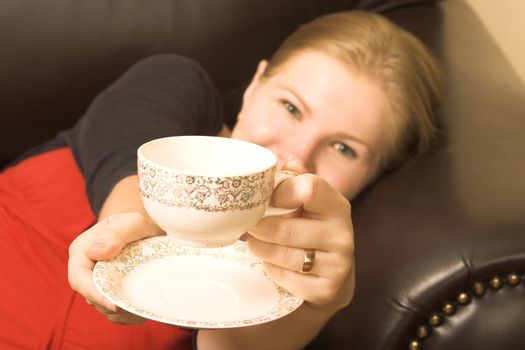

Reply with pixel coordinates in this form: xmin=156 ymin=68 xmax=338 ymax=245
xmin=93 ymin=236 xmax=303 ymax=329
xmin=138 ymin=159 xmax=275 ymax=212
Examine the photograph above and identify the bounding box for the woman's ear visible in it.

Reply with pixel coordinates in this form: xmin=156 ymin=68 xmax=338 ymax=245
xmin=242 ymin=60 xmax=268 ymax=102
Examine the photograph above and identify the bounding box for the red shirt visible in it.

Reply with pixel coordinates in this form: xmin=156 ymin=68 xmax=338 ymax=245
xmin=0 ymin=148 xmax=192 ymax=349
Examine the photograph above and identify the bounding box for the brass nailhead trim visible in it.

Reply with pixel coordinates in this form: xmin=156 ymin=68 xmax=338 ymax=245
xmin=429 ymin=314 xmax=442 ymax=327
xmin=410 ymin=272 xmax=523 ymax=350
xmin=473 ymin=282 xmax=486 ymax=296
xmin=442 ymin=302 xmax=455 ymax=315
xmin=409 ymin=340 xmax=421 ymax=350
xmin=507 ymin=273 xmax=520 ymax=286
xmin=417 ymin=325 xmax=430 ymax=339
xmin=489 ymin=277 xmax=503 ymax=289
xmin=457 ymin=292 xmax=470 ymax=305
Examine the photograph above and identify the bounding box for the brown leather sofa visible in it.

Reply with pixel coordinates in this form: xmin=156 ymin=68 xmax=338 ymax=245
xmin=1 ymin=1 xmax=524 ymax=349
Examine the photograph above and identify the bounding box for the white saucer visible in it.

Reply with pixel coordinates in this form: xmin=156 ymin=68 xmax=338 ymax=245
xmin=92 ymin=236 xmax=303 ymax=329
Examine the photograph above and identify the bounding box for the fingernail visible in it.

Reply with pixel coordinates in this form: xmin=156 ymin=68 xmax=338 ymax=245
xmin=284 ymin=157 xmax=307 ymax=173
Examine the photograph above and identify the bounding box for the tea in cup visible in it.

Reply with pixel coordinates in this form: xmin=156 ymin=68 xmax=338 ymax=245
xmin=137 ymin=135 xmax=295 ymax=247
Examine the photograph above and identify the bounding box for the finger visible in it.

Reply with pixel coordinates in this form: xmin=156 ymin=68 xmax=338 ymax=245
xmin=262 ymin=263 xmax=333 ymax=306
xmin=85 ymin=224 xmax=125 ymax=261
xmin=70 ymin=268 xmax=115 ymax=312
xmin=87 ymin=212 xmax=160 ymax=261
xmin=249 ymin=215 xmax=353 ymax=252
xmin=106 ymin=313 xmax=147 ymax=326
xmin=68 ymin=212 xmax=161 ymax=315
xmin=271 ymin=174 xmax=351 ymax=218
xmin=68 ymin=214 xmax=146 ymax=312
xmin=263 ymin=262 xmax=322 ymax=303
xmin=247 ymin=236 xmax=348 ymax=277
xmin=90 ymin=303 xmax=147 ymax=325
xmin=86 ymin=298 xmax=115 ymax=314
xmin=68 ymin=242 xmax=116 ymax=312
xmin=263 ymin=261 xmax=355 ymax=307
xmin=280 ymin=156 xmax=308 ymax=175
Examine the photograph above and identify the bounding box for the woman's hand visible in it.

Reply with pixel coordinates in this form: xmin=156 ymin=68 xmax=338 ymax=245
xmin=245 ymin=171 xmax=355 ymax=313
xmin=67 ymin=211 xmax=161 ymax=325
xmin=198 ymin=169 xmax=356 ymax=349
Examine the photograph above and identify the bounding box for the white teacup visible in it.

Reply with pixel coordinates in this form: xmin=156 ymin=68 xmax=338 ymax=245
xmin=137 ymin=135 xmax=295 ymax=247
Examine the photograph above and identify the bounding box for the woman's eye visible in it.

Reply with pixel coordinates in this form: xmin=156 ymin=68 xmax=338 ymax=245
xmin=334 ymin=142 xmax=357 ymax=158
xmin=282 ymin=100 xmax=300 ymax=117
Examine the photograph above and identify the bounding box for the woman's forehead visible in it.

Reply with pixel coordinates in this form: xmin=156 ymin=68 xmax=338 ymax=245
xmin=265 ymin=51 xmax=390 ymax=150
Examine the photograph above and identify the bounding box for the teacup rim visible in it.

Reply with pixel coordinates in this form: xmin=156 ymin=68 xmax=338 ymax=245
xmin=137 ymin=135 xmax=278 ymax=177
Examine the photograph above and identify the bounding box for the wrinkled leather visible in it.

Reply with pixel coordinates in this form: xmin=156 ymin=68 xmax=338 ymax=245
xmin=0 ymin=0 xmax=434 ymax=165
xmin=308 ymin=1 xmax=525 ymax=349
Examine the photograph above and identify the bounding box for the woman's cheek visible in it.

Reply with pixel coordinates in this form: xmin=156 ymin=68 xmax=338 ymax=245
xmin=317 ymin=162 xmax=366 ymax=199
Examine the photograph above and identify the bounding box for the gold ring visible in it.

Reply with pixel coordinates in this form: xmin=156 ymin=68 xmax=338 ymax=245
xmin=300 ymin=249 xmax=315 ymax=273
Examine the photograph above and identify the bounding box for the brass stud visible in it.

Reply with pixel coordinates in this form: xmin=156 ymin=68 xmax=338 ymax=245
xmin=489 ymin=276 xmax=503 ymax=289
xmin=429 ymin=314 xmax=442 ymax=327
xmin=409 ymin=339 xmax=421 ymax=350
xmin=507 ymin=273 xmax=520 ymax=286
xmin=442 ymin=302 xmax=455 ymax=315
xmin=417 ymin=325 xmax=430 ymax=339
xmin=457 ymin=292 xmax=470 ymax=305
xmin=473 ymin=282 xmax=486 ymax=296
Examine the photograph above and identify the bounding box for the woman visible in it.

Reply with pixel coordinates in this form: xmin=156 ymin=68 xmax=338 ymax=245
xmin=0 ymin=10 xmax=442 ymax=350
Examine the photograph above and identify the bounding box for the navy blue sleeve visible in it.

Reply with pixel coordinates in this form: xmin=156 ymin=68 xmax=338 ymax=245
xmin=59 ymin=54 xmax=224 ymax=216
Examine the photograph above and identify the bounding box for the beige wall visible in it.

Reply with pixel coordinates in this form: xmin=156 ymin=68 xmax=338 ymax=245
xmin=461 ymin=0 xmax=525 ymax=84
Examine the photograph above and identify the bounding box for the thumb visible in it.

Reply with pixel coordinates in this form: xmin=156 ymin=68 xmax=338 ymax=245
xmin=282 ymin=156 xmax=308 ymax=175
xmin=86 ymin=227 xmax=124 ymax=261
xmin=86 ymin=212 xmax=160 ymax=261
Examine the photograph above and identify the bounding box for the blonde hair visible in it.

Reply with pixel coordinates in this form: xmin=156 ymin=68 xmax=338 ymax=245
xmin=264 ymin=11 xmax=443 ymax=169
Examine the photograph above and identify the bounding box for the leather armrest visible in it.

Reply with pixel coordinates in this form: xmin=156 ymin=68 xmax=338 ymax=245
xmin=308 ymin=1 xmax=525 ymax=349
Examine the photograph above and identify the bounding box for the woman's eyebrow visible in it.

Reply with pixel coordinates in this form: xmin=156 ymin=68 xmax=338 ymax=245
xmin=278 ymin=85 xmax=312 ymax=115
xmin=277 ymin=84 xmax=374 ymax=152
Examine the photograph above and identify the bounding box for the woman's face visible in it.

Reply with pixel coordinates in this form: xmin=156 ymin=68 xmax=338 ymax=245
xmin=231 ymin=51 xmax=390 ymax=199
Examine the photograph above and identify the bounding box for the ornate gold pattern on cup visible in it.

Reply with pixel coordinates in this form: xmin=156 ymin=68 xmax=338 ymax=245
xmin=138 ymin=158 xmax=275 ymax=212
xmin=137 ymin=136 xmax=294 ymax=247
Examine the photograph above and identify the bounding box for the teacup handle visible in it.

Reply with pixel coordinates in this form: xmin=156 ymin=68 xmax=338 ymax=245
xmin=263 ymin=170 xmax=299 ymax=217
